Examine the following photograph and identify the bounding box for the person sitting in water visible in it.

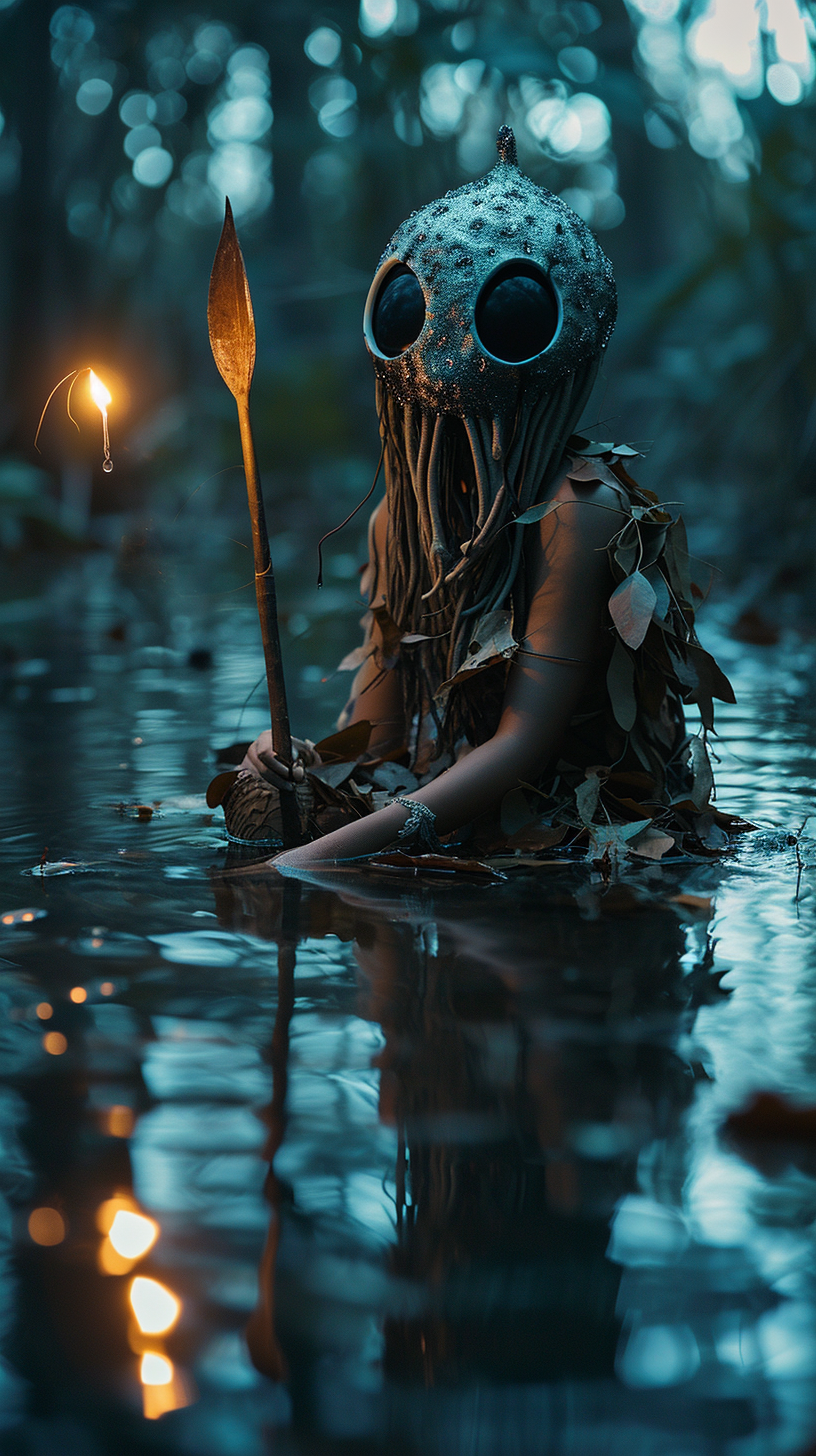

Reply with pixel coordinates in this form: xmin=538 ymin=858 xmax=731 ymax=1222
xmin=226 ymin=126 xmax=736 ymax=869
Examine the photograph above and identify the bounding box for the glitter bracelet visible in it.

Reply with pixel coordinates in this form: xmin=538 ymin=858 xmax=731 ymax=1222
xmin=390 ymin=796 xmax=444 ymax=854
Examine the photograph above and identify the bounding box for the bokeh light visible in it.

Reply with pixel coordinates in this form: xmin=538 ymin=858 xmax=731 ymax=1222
xmin=43 ymin=1032 xmax=67 ymax=1056
xmin=130 ymin=1277 xmax=181 ymax=1335
xmin=140 ymin=1351 xmax=173 ymax=1385
xmin=109 ymin=1209 xmax=158 ymax=1259
xmin=28 ymin=1207 xmax=66 ymax=1246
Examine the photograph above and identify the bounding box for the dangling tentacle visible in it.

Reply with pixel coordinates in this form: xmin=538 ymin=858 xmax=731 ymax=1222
xmin=426 ymin=413 xmax=448 ymax=563
xmin=463 ymin=417 xmax=490 ymax=530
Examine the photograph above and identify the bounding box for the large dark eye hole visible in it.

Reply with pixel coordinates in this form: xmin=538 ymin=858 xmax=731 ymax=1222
xmin=474 ymin=263 xmax=559 ymax=363
xmin=371 ymin=264 xmax=425 ymax=358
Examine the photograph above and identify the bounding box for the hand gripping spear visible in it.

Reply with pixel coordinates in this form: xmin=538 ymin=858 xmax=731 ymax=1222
xmin=208 ymin=198 xmax=301 ymax=849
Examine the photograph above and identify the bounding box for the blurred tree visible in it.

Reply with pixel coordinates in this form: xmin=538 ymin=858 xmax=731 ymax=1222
xmin=0 ymin=0 xmax=813 ymax=571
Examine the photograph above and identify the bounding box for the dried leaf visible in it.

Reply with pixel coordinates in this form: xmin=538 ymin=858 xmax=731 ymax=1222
xmin=694 ymin=811 xmax=729 ymax=851
xmin=567 ymin=457 xmax=621 ymax=487
xmin=686 ymin=643 xmax=736 ymax=705
xmin=611 ymin=444 xmax=641 ymax=458
xmin=206 ymin=771 xmax=239 ymax=808
xmin=629 ymin=827 xmax=675 ymax=860
xmin=587 ymin=818 xmax=651 ymax=860
xmin=337 ymin=644 xmax=371 ymax=673
xmin=644 ymin=564 xmax=670 ymax=622
xmin=313 ymin=720 xmax=372 ymax=763
xmin=435 ymin=609 xmax=516 ymax=709
xmin=663 ymin=517 xmax=692 ymax=602
xmin=308 ymin=761 xmax=357 ymax=789
xmin=366 ymin=762 xmax=419 ymax=795
xmin=505 ymin=822 xmax=568 ymax=851
xmin=607 ymin=638 xmax=637 ymax=732
xmin=367 ymin=851 xmax=501 ymax=878
xmin=690 ymin=735 xmax=714 ymax=810
xmin=573 ymin=441 xmax=615 ymax=457
xmin=665 ymin=643 xmax=697 ymax=701
xmin=609 ymin=571 xmax=657 ymax=650
xmin=401 ymin=632 xmax=435 ymax=644
xmin=513 ymin=498 xmax=563 ymax=527
xmin=575 ymin=770 xmax=601 ymax=826
xmin=207 ymin=198 xmax=255 ymax=401
xmin=370 ymin=603 xmax=403 ymax=667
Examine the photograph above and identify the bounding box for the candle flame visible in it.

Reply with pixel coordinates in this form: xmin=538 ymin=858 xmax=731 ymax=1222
xmin=89 ymin=370 xmax=111 ymax=412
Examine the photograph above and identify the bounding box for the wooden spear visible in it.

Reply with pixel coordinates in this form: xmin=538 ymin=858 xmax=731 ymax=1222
xmin=208 ymin=198 xmax=301 ymax=849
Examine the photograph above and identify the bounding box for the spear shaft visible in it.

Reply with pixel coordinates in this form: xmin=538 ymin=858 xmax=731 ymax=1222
xmin=209 ymin=199 xmax=301 ymax=849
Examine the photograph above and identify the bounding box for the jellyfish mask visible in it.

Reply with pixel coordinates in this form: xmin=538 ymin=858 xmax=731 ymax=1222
xmin=362 ymin=125 xmax=617 ymax=750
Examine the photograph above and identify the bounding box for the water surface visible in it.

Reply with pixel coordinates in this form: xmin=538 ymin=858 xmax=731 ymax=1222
xmin=1 ymin=548 xmax=815 ymax=1455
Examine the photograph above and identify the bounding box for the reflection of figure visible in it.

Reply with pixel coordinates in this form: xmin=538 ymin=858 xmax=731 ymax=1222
xmin=220 ymin=872 xmax=747 ymax=1446
xmin=356 ymin=893 xmax=695 ymax=1391
xmin=226 ymin=125 xmax=734 ymax=867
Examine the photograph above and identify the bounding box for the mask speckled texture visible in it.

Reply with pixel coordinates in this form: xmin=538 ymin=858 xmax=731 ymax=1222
xmin=366 ymin=125 xmax=617 ymax=417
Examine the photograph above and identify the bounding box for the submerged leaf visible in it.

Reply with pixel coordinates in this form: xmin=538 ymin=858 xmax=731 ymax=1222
xmin=207 ymin=198 xmax=256 ymax=401
xmin=609 ymin=571 xmax=657 ymax=649
xmin=367 ymin=850 xmax=501 ymax=878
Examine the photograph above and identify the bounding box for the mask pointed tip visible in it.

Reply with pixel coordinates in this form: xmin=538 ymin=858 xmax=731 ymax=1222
xmin=496 ymin=125 xmax=518 ymax=167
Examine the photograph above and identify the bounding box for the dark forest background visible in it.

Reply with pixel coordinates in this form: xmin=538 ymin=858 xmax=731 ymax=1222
xmin=1 ymin=0 xmax=814 ymax=619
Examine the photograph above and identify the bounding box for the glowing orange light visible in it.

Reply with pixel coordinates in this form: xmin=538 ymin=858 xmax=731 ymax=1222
xmin=140 ymin=1355 xmax=194 ymax=1419
xmin=106 ymin=1104 xmax=135 ymax=1138
xmin=69 ymin=986 xmax=87 ymax=1004
xmin=129 ymin=1277 xmax=180 ymax=1335
xmin=110 ymin=1209 xmax=157 ymax=1259
xmin=141 ymin=1351 xmax=172 ymax=1386
xmin=21 ymin=912 xmax=35 ymax=923
xmin=28 ymin=1207 xmax=65 ymax=1246
xmin=36 ymin=1002 xmax=53 ymax=1020
xmin=89 ymin=370 xmax=111 ymax=412
xmin=89 ymin=370 xmax=113 ymax=472
xmin=100 ymin=981 xmax=114 ymax=995
xmin=43 ymin=1032 xmax=67 ymax=1055
xmin=97 ymin=1192 xmax=137 ymax=1234
xmin=1 ymin=915 xmax=13 ymax=925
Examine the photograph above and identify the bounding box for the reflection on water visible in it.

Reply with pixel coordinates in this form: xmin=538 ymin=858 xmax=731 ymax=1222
xmin=0 ymin=552 xmax=815 ymax=1453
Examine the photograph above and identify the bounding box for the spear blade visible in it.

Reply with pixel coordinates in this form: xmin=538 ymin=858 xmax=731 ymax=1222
xmin=208 ymin=197 xmax=256 ymax=402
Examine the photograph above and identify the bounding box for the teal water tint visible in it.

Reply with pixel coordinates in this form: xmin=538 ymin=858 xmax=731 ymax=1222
xmin=0 ymin=550 xmax=815 ymax=1455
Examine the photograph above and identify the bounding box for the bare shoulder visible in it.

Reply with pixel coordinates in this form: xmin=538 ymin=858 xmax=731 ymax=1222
xmin=536 ymin=471 xmax=627 ymax=554
xmin=364 ymin=494 xmax=389 ymax=608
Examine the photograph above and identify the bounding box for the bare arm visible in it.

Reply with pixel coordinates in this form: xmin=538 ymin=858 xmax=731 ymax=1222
xmin=275 ymin=476 xmax=624 ymax=867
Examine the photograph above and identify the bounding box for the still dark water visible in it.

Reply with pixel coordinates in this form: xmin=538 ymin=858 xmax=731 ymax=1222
xmin=1 ymin=546 xmax=815 ymax=1455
